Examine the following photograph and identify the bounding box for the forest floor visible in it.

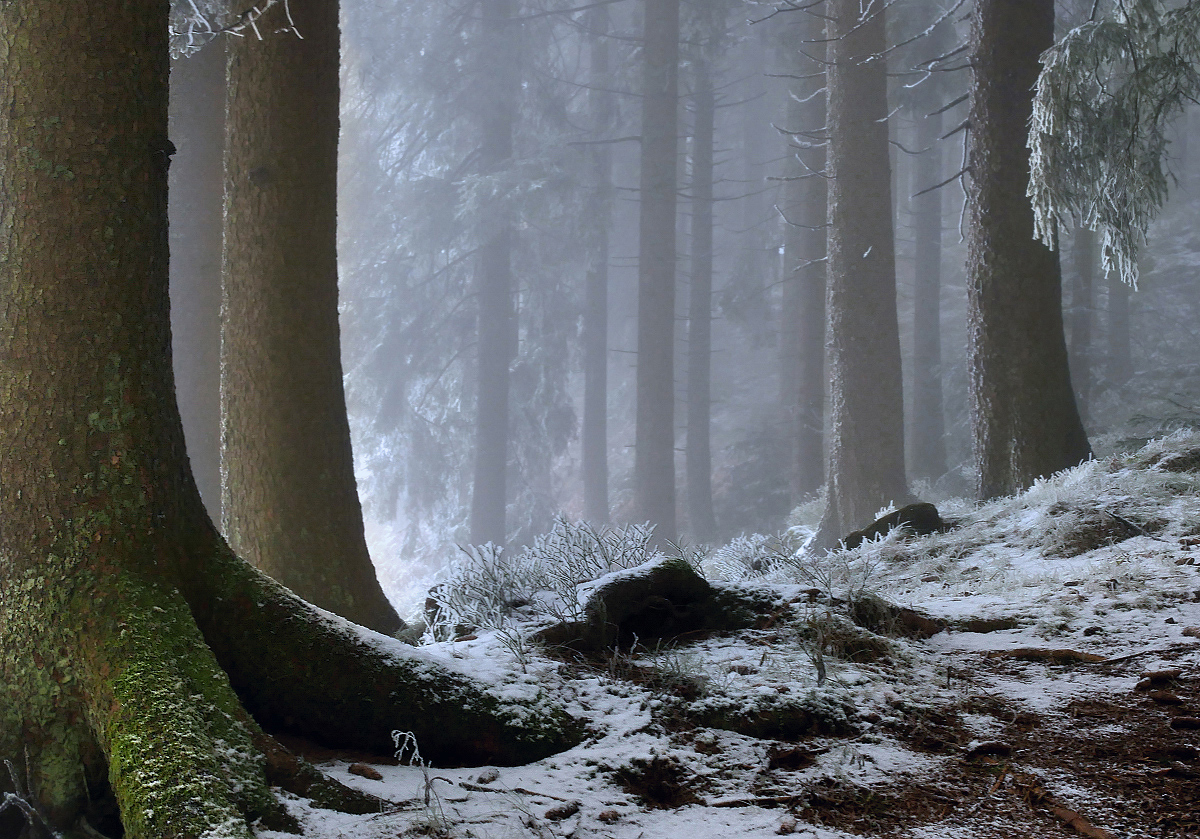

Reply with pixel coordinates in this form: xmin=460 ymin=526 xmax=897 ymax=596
xmin=262 ymin=434 xmax=1200 ymax=839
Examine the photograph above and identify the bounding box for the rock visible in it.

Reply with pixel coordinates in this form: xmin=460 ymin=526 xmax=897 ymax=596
xmin=1169 ymin=717 xmax=1200 ymax=730
xmin=347 ymin=763 xmax=382 ymax=781
xmin=848 ymin=593 xmax=945 ymax=639
xmin=965 ymin=741 xmax=1013 ymax=759
xmin=544 ymin=801 xmax=580 ymax=821
xmin=533 ymin=557 xmax=776 ymax=651
xmin=841 ymin=502 xmax=946 ymax=550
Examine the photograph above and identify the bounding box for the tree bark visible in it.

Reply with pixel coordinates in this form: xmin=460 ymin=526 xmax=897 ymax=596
xmin=910 ymin=41 xmax=949 ymax=482
xmin=469 ymin=0 xmax=520 ymax=547
xmin=779 ymin=9 xmax=828 ymax=501
xmin=966 ymin=0 xmax=1091 ymax=500
xmin=818 ymin=0 xmax=909 ymax=540
xmin=222 ymin=0 xmax=400 ymax=634
xmin=583 ymin=6 xmax=613 ymax=525
xmin=168 ymin=41 xmax=225 ymax=519
xmin=1069 ymin=227 xmax=1096 ymax=424
xmin=635 ymin=0 xmax=681 ymax=543
xmin=686 ymin=37 xmax=717 ymax=543
xmin=0 ymin=5 xmax=578 ymax=834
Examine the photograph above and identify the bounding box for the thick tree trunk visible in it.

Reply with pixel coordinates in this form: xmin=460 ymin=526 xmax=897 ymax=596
xmin=469 ymin=0 xmax=519 ymax=547
xmin=222 ymin=0 xmax=401 ymax=633
xmin=687 ymin=48 xmax=717 ymax=543
xmin=1069 ymin=227 xmax=1096 ymax=423
xmin=966 ymin=0 xmax=1091 ymax=500
xmin=779 ymin=10 xmax=828 ymax=501
xmin=583 ymin=6 xmax=613 ymax=525
xmin=818 ymin=0 xmax=909 ymax=540
xmin=910 ymin=65 xmax=948 ymax=482
xmin=0 ymin=6 xmax=578 ymax=835
xmin=168 ymin=41 xmax=225 ymax=518
xmin=635 ymin=0 xmax=681 ymax=543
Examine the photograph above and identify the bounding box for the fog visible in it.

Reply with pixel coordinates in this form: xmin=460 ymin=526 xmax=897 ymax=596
xmin=166 ymin=0 xmax=1200 ymax=618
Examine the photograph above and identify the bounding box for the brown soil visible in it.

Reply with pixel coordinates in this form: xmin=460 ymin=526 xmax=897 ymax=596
xmin=769 ymin=648 xmax=1200 ymax=837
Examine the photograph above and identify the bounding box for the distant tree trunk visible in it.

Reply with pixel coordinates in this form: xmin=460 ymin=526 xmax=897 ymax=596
xmin=469 ymin=0 xmax=519 ymax=547
xmin=222 ymin=0 xmax=401 ymax=633
xmin=1107 ymin=270 xmax=1133 ymax=387
xmin=169 ymin=42 xmax=225 ymax=519
xmin=635 ymin=0 xmax=680 ymax=543
xmin=779 ymin=10 xmax=827 ymax=501
xmin=733 ymin=24 xmax=772 ymax=341
xmin=1069 ymin=227 xmax=1096 ymax=424
xmin=966 ymin=0 xmax=1091 ymax=500
xmin=686 ymin=41 xmax=717 ymax=543
xmin=817 ymin=0 xmax=908 ymax=541
xmin=583 ymin=6 xmax=613 ymax=525
xmin=910 ymin=45 xmax=949 ymax=482
xmin=0 ymin=3 xmax=575 ymax=833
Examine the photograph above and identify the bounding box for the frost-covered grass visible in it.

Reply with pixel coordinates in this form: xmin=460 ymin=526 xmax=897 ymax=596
xmin=263 ymin=434 xmax=1200 ymax=839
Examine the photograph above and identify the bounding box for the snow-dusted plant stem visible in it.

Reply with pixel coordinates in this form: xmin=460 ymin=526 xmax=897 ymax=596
xmin=1030 ymin=0 xmax=1200 ymax=287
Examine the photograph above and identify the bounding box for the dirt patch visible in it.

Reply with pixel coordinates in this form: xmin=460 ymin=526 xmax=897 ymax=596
xmin=612 ymin=756 xmax=703 ymax=809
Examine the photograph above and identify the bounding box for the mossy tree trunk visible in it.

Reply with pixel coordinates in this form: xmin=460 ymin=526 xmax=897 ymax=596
xmin=817 ymin=0 xmax=909 ymax=541
xmin=966 ymin=0 xmax=1091 ymax=500
xmin=0 ymin=4 xmax=578 ymax=836
xmin=221 ymin=0 xmax=401 ymax=633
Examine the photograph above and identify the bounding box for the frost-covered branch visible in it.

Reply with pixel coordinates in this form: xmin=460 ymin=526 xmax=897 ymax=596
xmin=1029 ymin=0 xmax=1200 ymax=287
xmin=170 ymin=0 xmax=301 ymax=56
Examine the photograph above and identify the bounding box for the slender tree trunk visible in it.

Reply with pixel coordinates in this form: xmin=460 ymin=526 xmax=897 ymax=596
xmin=910 ymin=66 xmax=948 ymax=481
xmin=583 ymin=6 xmax=613 ymax=524
xmin=779 ymin=10 xmax=828 ymax=501
xmin=469 ymin=0 xmax=519 ymax=547
xmin=635 ymin=0 xmax=681 ymax=542
xmin=734 ymin=24 xmax=772 ymax=341
xmin=169 ymin=41 xmax=225 ymax=518
xmin=0 ymin=5 xmax=577 ymax=835
xmin=222 ymin=0 xmax=401 ymax=633
xmin=1107 ymin=270 xmax=1133 ymax=387
xmin=1070 ymin=227 xmax=1096 ymax=423
xmin=818 ymin=0 xmax=908 ymax=540
xmin=966 ymin=0 xmax=1091 ymax=500
xmin=687 ymin=45 xmax=717 ymax=542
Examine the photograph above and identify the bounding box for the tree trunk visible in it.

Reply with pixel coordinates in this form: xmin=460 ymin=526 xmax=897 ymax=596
xmin=966 ymin=0 xmax=1091 ymax=500
xmin=779 ymin=9 xmax=828 ymax=501
xmin=686 ymin=42 xmax=717 ymax=543
xmin=910 ymin=46 xmax=949 ymax=482
xmin=635 ymin=0 xmax=681 ymax=543
xmin=0 ymin=5 xmax=577 ymax=834
xmin=1069 ymin=227 xmax=1096 ymax=423
xmin=583 ymin=6 xmax=613 ymax=525
xmin=222 ymin=0 xmax=400 ymax=634
xmin=469 ymin=0 xmax=519 ymax=548
xmin=1107 ymin=269 xmax=1133 ymax=387
xmin=818 ymin=0 xmax=909 ymax=540
xmin=168 ymin=41 xmax=225 ymax=518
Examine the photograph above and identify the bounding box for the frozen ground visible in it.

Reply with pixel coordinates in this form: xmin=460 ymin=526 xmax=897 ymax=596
xmin=264 ymin=433 xmax=1200 ymax=838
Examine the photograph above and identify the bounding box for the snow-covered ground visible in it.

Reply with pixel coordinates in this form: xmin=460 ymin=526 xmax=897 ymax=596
xmin=262 ymin=433 xmax=1200 ymax=838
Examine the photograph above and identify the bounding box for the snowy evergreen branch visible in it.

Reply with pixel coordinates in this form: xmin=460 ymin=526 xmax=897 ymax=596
xmin=1029 ymin=0 xmax=1200 ymax=287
